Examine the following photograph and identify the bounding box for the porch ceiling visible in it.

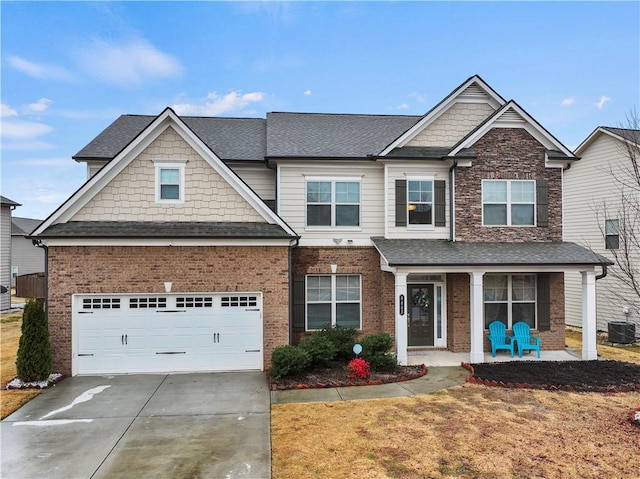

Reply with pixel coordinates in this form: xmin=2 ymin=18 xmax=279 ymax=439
xmin=371 ymin=238 xmax=612 ymax=268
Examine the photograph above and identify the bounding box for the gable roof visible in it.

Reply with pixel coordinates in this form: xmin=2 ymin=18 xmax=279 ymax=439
xmin=1 ymin=196 xmax=20 ymax=207
xmin=33 ymin=108 xmax=297 ymax=239
xmin=448 ymin=100 xmax=575 ymax=160
xmin=575 ymin=126 xmax=640 ymax=155
xmin=12 ymin=217 xmax=42 ymax=236
xmin=73 ymin=115 xmax=266 ymax=162
xmin=378 ymin=75 xmax=506 ymax=156
xmin=266 ymin=112 xmax=420 ymax=158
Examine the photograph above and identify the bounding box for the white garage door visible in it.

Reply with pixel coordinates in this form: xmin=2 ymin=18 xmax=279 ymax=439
xmin=74 ymin=293 xmax=263 ymax=375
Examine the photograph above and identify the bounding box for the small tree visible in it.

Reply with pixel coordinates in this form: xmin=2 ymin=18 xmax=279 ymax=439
xmin=16 ymin=298 xmax=52 ymax=381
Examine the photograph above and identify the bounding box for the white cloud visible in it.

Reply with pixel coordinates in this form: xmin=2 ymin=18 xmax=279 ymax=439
xmin=76 ymin=38 xmax=182 ymax=87
xmin=1 ymin=140 xmax=55 ymax=151
xmin=171 ymin=91 xmax=266 ymax=116
xmin=408 ymin=92 xmax=427 ymax=103
xmin=596 ymin=95 xmax=611 ymax=110
xmin=304 ymin=90 xmax=312 ymax=96
xmin=1 ymin=120 xmax=53 ymax=139
xmin=397 ymin=103 xmax=409 ymax=110
xmin=25 ymin=98 xmax=53 ymax=114
xmin=1 ymin=104 xmax=18 ymax=117
xmin=561 ymin=97 xmax=576 ymax=107
xmin=6 ymin=55 xmax=72 ymax=80
xmin=18 ymin=157 xmax=71 ymax=167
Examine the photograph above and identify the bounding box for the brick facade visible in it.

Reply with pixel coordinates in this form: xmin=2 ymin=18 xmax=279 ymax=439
xmin=291 ymin=247 xmax=391 ymax=342
xmin=455 ymin=128 xmax=563 ymax=242
xmin=47 ymin=245 xmax=290 ymax=375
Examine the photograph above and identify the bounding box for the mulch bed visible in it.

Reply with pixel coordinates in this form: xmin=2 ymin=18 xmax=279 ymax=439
xmin=270 ymin=364 xmax=427 ymax=390
xmin=464 ymin=360 xmax=640 ymax=392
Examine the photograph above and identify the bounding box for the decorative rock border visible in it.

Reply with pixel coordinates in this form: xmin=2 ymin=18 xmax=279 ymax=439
xmin=3 ymin=373 xmax=64 ymax=390
xmin=461 ymin=362 xmax=640 ymax=393
xmin=269 ymin=364 xmax=428 ymax=391
xmin=630 ymin=407 xmax=640 ymax=427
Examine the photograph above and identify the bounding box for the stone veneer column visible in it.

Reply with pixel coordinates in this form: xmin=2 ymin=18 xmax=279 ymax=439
xmin=469 ymin=271 xmax=486 ymax=363
xmin=581 ymin=270 xmax=597 ymax=360
xmin=394 ymin=272 xmax=408 ymax=365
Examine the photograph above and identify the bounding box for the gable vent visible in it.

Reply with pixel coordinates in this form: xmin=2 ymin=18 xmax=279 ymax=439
xmin=460 ymin=84 xmax=487 ymax=99
xmin=497 ymin=109 xmax=525 ymax=123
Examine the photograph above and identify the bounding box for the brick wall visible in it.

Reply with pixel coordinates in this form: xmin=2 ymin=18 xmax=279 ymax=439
xmin=291 ymin=247 xmax=388 ymax=342
xmin=47 ymin=245 xmax=290 ymax=375
xmin=455 ymin=128 xmax=563 ymax=242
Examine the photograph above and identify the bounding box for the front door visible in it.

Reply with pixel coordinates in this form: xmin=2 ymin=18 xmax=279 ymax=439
xmin=408 ymin=284 xmax=435 ymax=346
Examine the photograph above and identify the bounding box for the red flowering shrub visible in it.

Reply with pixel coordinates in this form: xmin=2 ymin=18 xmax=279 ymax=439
xmin=347 ymin=358 xmax=371 ymax=379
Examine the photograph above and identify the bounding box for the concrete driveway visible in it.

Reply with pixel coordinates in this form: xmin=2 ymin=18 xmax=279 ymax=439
xmin=1 ymin=372 xmax=270 ymax=479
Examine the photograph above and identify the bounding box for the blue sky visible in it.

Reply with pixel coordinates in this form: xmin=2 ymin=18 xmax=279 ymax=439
xmin=2 ymin=1 xmax=639 ymax=220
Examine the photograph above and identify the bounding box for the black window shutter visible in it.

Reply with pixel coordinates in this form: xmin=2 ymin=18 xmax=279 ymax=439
xmin=536 ymin=179 xmax=549 ymax=227
xmin=293 ymin=275 xmax=306 ymax=332
xmin=434 ymin=180 xmax=446 ymax=227
xmin=395 ymin=180 xmax=407 ymax=227
xmin=537 ymin=273 xmax=551 ymax=331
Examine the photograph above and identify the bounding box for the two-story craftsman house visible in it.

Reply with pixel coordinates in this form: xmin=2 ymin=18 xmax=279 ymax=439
xmin=32 ymin=75 xmax=609 ymax=376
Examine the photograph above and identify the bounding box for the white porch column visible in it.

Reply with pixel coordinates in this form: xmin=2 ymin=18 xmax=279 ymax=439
xmin=395 ymin=272 xmax=408 ymax=365
xmin=581 ymin=270 xmax=598 ymax=360
xmin=469 ymin=271 xmax=486 ymax=363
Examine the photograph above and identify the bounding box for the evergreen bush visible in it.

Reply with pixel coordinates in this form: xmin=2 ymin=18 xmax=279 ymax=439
xmin=360 ymin=333 xmax=398 ymax=372
xmin=16 ymin=298 xmax=52 ymax=382
xmin=315 ymin=325 xmax=358 ymax=361
xmin=270 ymin=345 xmax=311 ymax=379
xmin=298 ymin=334 xmax=337 ymax=368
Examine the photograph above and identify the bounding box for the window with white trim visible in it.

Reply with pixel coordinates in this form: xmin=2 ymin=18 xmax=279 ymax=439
xmin=483 ymin=180 xmax=535 ymax=226
xmin=306 ymin=179 xmax=360 ymax=227
xmin=605 ymin=219 xmax=619 ymax=250
xmin=484 ymin=274 xmax=536 ymax=329
xmin=154 ymin=160 xmax=186 ymax=204
xmin=407 ymin=179 xmax=433 ymax=225
xmin=306 ymin=274 xmax=361 ymax=330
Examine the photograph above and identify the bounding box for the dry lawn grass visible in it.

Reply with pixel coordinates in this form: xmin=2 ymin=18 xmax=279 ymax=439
xmin=272 ymin=334 xmax=640 ymax=479
xmin=1 ymin=310 xmax=41 ymax=419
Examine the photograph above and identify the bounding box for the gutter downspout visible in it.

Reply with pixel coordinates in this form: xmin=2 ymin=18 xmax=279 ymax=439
xmin=448 ymin=158 xmax=458 ymax=242
xmin=32 ymin=239 xmax=48 ymax=311
xmin=596 ymin=263 xmax=608 ymax=280
xmin=288 ymin=236 xmax=300 ymax=345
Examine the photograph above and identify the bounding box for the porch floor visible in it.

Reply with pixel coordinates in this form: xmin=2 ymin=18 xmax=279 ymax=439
xmin=407 ymin=348 xmax=582 ymax=367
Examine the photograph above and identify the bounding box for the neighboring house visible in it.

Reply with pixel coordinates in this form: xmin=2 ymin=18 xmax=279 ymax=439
xmin=1 ymin=196 xmax=21 ymax=311
xmin=11 ymin=217 xmax=45 ymax=287
xmin=31 ymin=75 xmax=609 ymax=377
xmin=564 ymin=127 xmax=640 ymax=334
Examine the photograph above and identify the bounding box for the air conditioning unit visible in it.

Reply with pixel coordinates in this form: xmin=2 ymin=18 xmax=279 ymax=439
xmin=607 ymin=321 xmax=636 ymax=344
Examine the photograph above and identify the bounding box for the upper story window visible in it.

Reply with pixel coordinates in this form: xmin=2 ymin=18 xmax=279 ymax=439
xmin=154 ymin=160 xmax=186 ymax=204
xmin=306 ymin=178 xmax=360 ymax=227
xmin=408 ymin=179 xmax=433 ymax=225
xmin=605 ymin=219 xmax=619 ymax=249
xmin=483 ymin=180 xmax=535 ymax=226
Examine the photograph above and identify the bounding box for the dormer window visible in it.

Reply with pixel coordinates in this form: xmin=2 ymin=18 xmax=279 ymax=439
xmin=154 ymin=160 xmax=186 ymax=204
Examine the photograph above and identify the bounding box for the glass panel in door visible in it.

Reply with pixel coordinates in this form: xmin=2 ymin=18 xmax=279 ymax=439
xmin=408 ymin=284 xmax=434 ymax=346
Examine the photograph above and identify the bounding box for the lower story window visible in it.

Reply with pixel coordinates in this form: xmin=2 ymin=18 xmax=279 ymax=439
xmin=306 ymin=274 xmax=361 ymax=330
xmin=484 ymin=274 xmax=536 ymax=329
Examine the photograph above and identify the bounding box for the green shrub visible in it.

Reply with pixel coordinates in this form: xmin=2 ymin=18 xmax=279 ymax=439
xmin=315 ymin=325 xmax=358 ymax=361
xmin=361 ymin=333 xmax=393 ymax=355
xmin=16 ymin=298 xmax=52 ymax=382
xmin=270 ymin=345 xmax=311 ymax=379
xmin=364 ymin=352 xmax=399 ymax=373
xmin=360 ymin=333 xmax=397 ymax=372
xmin=298 ymin=334 xmax=337 ymax=368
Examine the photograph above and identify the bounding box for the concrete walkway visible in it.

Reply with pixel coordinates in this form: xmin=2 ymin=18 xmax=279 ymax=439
xmin=271 ymin=366 xmax=468 ymax=404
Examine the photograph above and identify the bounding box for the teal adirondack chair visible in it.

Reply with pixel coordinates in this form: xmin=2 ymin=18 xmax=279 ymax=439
xmin=487 ymin=321 xmax=515 ymax=357
xmin=513 ymin=322 xmax=541 ymax=358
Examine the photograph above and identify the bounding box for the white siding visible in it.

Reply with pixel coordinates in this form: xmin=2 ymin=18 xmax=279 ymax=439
xmin=230 ymin=164 xmax=276 ymax=201
xmin=278 ymin=163 xmax=384 ymax=245
xmin=564 ymin=133 xmax=639 ymax=331
xmin=1 ymin=205 xmax=11 ymax=310
xmin=386 ymin=163 xmax=450 ymax=239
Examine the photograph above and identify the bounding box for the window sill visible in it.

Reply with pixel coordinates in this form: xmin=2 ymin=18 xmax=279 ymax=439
xmin=304 ymin=227 xmax=362 ymax=232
